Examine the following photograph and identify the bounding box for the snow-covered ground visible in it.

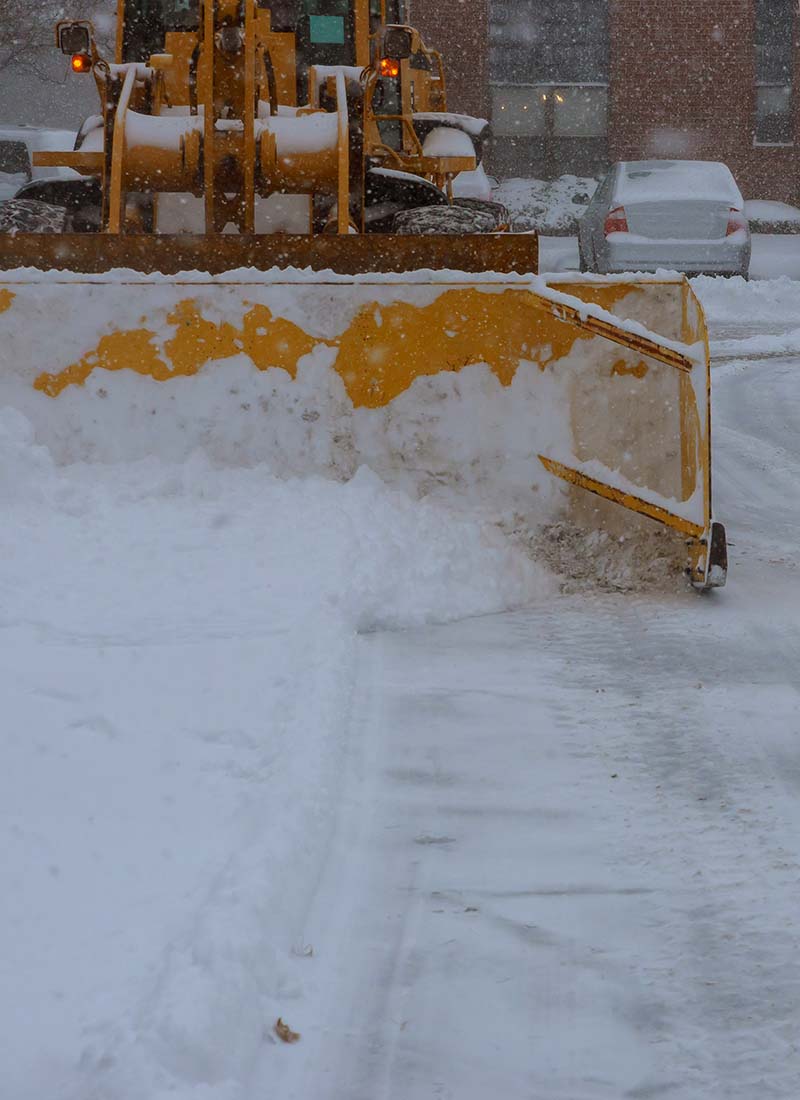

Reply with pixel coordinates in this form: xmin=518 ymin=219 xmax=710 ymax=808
xmin=3 ymin=272 xmax=800 ymax=1099
xmin=1 ymin=432 xmax=547 ymax=1100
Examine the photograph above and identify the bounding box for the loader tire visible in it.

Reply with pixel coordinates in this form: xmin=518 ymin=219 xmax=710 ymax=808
xmin=392 ymin=204 xmax=499 ymax=235
xmin=452 ymin=197 xmax=509 ymax=229
xmin=0 ymin=198 xmax=67 ymax=234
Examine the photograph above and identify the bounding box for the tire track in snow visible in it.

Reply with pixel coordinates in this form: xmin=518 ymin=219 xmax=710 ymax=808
xmin=255 ymin=343 xmax=800 ymax=1100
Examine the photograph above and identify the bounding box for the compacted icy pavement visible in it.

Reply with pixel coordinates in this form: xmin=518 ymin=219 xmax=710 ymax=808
xmin=3 ymin=275 xmax=800 ymax=1099
xmin=268 ymin=283 xmax=800 ymax=1100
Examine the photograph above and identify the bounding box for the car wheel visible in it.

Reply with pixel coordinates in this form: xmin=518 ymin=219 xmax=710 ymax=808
xmin=451 ymin=197 xmax=509 ymax=229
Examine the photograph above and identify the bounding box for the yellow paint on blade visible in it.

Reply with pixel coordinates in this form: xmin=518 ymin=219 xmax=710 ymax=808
xmin=0 ymin=288 xmax=15 ymax=313
xmin=32 ymin=288 xmax=650 ymax=407
xmin=35 ymin=301 xmax=325 ymax=398
xmin=611 ymin=359 xmax=649 ymax=379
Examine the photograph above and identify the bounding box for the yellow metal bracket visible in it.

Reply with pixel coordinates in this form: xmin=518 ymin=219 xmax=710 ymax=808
xmin=539 ymin=457 xmax=704 ymax=540
xmin=32 ymin=151 xmax=105 ymax=171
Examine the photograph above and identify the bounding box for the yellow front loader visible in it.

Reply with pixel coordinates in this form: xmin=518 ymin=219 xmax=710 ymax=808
xmin=0 ymin=0 xmax=727 ymax=588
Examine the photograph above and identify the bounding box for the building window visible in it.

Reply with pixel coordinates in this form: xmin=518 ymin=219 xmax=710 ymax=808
xmin=491 ymin=85 xmax=607 ymax=139
xmin=553 ymin=85 xmax=607 ymax=138
xmin=755 ymin=0 xmax=794 ymax=145
xmin=489 ymin=0 xmax=608 ymax=85
xmin=492 ymin=87 xmax=546 ymax=137
xmin=488 ymin=0 xmax=609 ymax=176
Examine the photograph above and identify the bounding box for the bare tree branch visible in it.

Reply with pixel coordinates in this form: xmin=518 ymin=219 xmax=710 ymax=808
xmin=0 ymin=1 xmax=116 ymax=76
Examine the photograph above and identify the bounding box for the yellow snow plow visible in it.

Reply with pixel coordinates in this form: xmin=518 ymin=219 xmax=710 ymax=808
xmin=0 ymin=0 xmax=727 ymax=588
xmin=0 ymin=270 xmax=725 ymax=587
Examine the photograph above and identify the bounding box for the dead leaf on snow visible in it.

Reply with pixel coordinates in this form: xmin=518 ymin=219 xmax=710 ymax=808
xmin=275 ymin=1017 xmax=301 ymax=1044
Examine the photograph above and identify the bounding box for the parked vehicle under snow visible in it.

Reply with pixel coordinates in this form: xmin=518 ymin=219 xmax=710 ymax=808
xmin=578 ymin=159 xmax=751 ymax=278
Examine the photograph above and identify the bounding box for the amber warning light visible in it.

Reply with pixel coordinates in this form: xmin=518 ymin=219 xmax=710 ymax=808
xmin=379 ymin=57 xmax=400 ymax=79
xmin=71 ymin=52 xmax=92 ymax=74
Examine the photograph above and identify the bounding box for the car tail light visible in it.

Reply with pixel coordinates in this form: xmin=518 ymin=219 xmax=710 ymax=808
xmin=604 ymin=206 xmax=629 ymax=235
xmin=726 ymin=208 xmax=747 ymax=236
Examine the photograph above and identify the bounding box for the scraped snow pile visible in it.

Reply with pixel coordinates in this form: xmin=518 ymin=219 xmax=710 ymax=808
xmin=693 ymin=272 xmax=800 ymax=325
xmin=0 ymin=405 xmax=549 ymax=1100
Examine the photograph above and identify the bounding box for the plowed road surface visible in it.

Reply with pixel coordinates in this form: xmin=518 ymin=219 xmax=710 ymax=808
xmin=266 ymin=338 xmax=800 ymax=1099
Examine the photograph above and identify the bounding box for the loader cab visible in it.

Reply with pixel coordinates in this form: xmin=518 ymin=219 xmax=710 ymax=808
xmin=369 ymin=0 xmax=405 ymax=30
xmin=273 ymin=1 xmax=406 ymax=103
xmin=292 ymin=1 xmax=357 ymax=102
xmin=121 ymin=0 xmax=200 ymax=62
xmin=120 ymin=0 xmax=318 ymax=60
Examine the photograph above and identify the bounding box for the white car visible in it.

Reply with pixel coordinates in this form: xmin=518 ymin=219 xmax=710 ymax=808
xmin=578 ymin=160 xmax=751 ymax=278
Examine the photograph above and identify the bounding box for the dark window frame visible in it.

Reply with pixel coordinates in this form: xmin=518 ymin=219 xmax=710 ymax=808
xmin=488 ymin=1 xmax=609 ymax=178
xmin=754 ymin=0 xmax=795 ymax=146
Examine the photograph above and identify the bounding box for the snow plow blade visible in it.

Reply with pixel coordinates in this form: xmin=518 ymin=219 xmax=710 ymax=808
xmin=0 ymin=233 xmax=538 ymax=278
xmin=0 ymin=267 xmax=724 ymax=590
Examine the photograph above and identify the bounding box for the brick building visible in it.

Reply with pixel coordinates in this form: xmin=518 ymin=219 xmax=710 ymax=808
xmin=409 ymin=0 xmax=800 ymax=202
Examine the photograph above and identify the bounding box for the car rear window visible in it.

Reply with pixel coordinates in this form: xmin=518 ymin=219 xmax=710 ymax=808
xmin=614 ymin=160 xmax=742 ymax=207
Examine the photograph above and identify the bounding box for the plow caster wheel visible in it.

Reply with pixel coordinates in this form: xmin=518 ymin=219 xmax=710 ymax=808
xmin=690 ymin=521 xmax=728 ymax=592
xmin=707 ymin=521 xmax=728 ymax=588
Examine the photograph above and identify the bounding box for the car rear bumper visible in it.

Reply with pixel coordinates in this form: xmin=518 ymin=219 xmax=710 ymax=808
xmin=601 ymin=239 xmax=751 ymax=276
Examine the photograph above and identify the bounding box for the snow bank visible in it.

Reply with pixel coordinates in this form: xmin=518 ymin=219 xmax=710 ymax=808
xmin=744 ymin=199 xmax=800 ymax=230
xmin=0 ymin=406 xmax=550 ymax=1100
xmin=492 ymin=174 xmax=597 ymax=233
xmin=711 ymin=328 xmax=800 ymax=360
xmin=692 ymin=272 xmax=800 ymax=321
xmin=749 ymin=235 xmax=800 ymax=281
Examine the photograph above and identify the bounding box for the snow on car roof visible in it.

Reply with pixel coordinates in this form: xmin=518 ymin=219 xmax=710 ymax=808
xmin=614 ymin=160 xmax=743 ymax=207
